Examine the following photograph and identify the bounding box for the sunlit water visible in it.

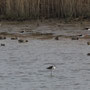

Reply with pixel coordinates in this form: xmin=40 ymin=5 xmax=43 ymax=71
xmin=0 ymin=38 xmax=90 ymax=90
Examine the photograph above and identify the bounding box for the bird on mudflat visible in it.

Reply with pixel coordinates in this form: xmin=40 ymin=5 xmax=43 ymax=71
xmin=84 ymin=28 xmax=90 ymax=31
xmin=55 ymin=36 xmax=59 ymax=40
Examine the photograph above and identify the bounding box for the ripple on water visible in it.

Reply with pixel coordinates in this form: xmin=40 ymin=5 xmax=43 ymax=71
xmin=0 ymin=38 xmax=90 ymax=90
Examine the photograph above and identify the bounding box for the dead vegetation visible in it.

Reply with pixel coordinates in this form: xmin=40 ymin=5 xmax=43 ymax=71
xmin=0 ymin=0 xmax=90 ymax=20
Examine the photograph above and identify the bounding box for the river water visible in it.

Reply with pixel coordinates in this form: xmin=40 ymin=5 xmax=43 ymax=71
xmin=0 ymin=37 xmax=90 ymax=90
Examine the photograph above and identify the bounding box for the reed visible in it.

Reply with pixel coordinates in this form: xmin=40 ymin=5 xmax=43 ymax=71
xmin=0 ymin=0 xmax=90 ymax=20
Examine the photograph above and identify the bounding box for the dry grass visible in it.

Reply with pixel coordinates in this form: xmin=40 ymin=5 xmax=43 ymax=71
xmin=0 ymin=0 xmax=90 ymax=20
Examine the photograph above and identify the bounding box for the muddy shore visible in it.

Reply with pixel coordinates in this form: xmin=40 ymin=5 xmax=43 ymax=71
xmin=0 ymin=20 xmax=90 ymax=40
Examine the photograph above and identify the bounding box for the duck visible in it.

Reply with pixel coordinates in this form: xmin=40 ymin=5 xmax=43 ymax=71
xmin=1 ymin=43 xmax=5 ymax=46
xmin=55 ymin=36 xmax=59 ymax=40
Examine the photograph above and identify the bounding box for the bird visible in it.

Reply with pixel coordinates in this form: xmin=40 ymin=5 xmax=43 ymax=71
xmin=77 ymin=34 xmax=83 ymax=37
xmin=84 ymin=28 xmax=90 ymax=31
xmin=11 ymin=37 xmax=18 ymax=40
xmin=25 ymin=40 xmax=28 ymax=42
xmin=55 ymin=36 xmax=59 ymax=40
xmin=87 ymin=53 xmax=90 ymax=56
xmin=20 ymin=30 xmax=25 ymax=33
xmin=78 ymin=34 xmax=85 ymax=37
xmin=0 ymin=36 xmax=6 ymax=40
xmin=1 ymin=43 xmax=5 ymax=46
xmin=87 ymin=42 xmax=90 ymax=45
xmin=18 ymin=39 xmax=28 ymax=43
xmin=18 ymin=39 xmax=24 ymax=43
xmin=46 ymin=65 xmax=56 ymax=76
xmin=47 ymin=65 xmax=56 ymax=69
xmin=88 ymin=28 xmax=90 ymax=31
xmin=71 ymin=36 xmax=79 ymax=40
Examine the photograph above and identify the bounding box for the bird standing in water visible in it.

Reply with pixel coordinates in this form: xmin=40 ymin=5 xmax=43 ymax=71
xmin=46 ymin=65 xmax=56 ymax=76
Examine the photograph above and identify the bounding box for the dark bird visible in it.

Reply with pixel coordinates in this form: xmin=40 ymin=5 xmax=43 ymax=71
xmin=0 ymin=36 xmax=6 ymax=40
xmin=71 ymin=36 xmax=79 ymax=40
xmin=46 ymin=65 xmax=56 ymax=76
xmin=18 ymin=39 xmax=28 ymax=43
xmin=47 ymin=66 xmax=56 ymax=69
xmin=11 ymin=37 xmax=18 ymax=40
xmin=20 ymin=31 xmax=24 ymax=33
xmin=84 ymin=28 xmax=90 ymax=31
xmin=3 ymin=37 xmax=6 ymax=39
xmin=87 ymin=53 xmax=90 ymax=56
xmin=87 ymin=42 xmax=90 ymax=45
xmin=77 ymin=34 xmax=83 ymax=37
xmin=1 ymin=44 xmax=5 ymax=46
xmin=55 ymin=36 xmax=59 ymax=40
xmin=77 ymin=34 xmax=85 ymax=38
xmin=18 ymin=39 xmax=24 ymax=43
xmin=25 ymin=40 xmax=28 ymax=42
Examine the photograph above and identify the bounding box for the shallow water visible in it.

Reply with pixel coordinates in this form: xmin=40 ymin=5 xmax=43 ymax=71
xmin=0 ymin=38 xmax=90 ymax=90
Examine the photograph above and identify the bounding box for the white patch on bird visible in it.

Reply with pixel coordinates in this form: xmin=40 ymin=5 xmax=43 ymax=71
xmin=53 ymin=66 xmax=56 ymax=69
xmin=88 ymin=28 xmax=90 ymax=31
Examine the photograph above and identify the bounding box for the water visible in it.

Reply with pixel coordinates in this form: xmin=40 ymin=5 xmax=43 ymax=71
xmin=0 ymin=38 xmax=90 ymax=90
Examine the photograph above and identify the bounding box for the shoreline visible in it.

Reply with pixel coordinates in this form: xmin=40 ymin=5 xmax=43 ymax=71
xmin=0 ymin=20 xmax=90 ymax=40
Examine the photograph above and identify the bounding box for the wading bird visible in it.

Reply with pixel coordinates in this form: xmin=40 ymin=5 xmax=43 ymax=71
xmin=46 ymin=65 xmax=56 ymax=76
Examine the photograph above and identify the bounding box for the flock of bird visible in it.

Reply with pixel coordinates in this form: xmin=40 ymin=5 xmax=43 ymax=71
xmin=0 ymin=27 xmax=90 ymax=76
